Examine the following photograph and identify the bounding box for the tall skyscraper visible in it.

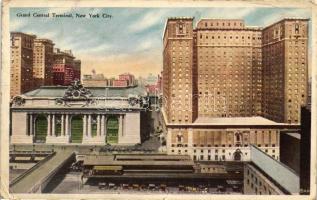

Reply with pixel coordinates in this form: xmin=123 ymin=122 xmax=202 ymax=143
xmin=33 ymin=38 xmax=55 ymax=87
xmin=10 ymin=32 xmax=36 ymax=98
xmin=163 ymin=18 xmax=195 ymax=124
xmin=163 ymin=18 xmax=308 ymax=124
xmin=162 ymin=17 xmax=308 ymax=161
xmin=262 ymin=19 xmax=308 ymax=123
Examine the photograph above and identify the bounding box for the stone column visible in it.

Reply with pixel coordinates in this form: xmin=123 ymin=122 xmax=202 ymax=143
xmin=97 ymin=115 xmax=101 ymax=136
xmin=47 ymin=114 xmax=51 ymax=136
xmin=119 ymin=115 xmax=123 ymax=136
xmin=101 ymin=115 xmax=105 ymax=136
xmin=61 ymin=115 xmax=65 ymax=136
xmin=83 ymin=115 xmax=87 ymax=137
xmin=88 ymin=114 xmax=92 ymax=137
xmin=52 ymin=114 xmax=56 ymax=137
xmin=29 ymin=114 xmax=33 ymax=136
xmin=65 ymin=114 xmax=69 ymax=136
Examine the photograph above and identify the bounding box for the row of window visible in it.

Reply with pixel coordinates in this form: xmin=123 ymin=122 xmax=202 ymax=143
xmin=199 ymin=35 xmax=261 ymax=40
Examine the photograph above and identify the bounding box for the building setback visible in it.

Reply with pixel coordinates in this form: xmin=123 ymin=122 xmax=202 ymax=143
xmin=33 ymin=38 xmax=55 ymax=88
xmin=10 ymin=32 xmax=36 ymax=98
xmin=162 ymin=17 xmax=308 ymax=162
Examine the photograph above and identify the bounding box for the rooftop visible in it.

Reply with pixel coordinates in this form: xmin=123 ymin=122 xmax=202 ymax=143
xmin=22 ymin=85 xmax=147 ymax=98
xmin=194 ymin=116 xmax=287 ymax=126
xmin=83 ymin=154 xmax=194 ymax=166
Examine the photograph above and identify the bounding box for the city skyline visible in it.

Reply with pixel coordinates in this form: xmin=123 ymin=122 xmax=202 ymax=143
xmin=10 ymin=7 xmax=312 ymax=77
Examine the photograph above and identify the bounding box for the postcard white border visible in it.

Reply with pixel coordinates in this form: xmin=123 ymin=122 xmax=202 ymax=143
xmin=1 ymin=0 xmax=316 ymax=199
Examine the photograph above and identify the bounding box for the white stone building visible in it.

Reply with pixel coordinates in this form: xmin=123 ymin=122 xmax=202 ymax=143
xmin=10 ymin=81 xmax=147 ymax=145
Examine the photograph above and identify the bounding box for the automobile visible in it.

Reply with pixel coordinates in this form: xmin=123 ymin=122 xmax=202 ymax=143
xmin=133 ymin=184 xmax=140 ymax=190
xmin=122 ymin=184 xmax=129 ymax=189
xmin=98 ymin=182 xmax=106 ymax=189
xmin=148 ymin=184 xmax=156 ymax=190
xmin=217 ymin=185 xmax=226 ymax=192
xmin=160 ymin=184 xmax=167 ymax=191
xmin=178 ymin=185 xmax=185 ymax=191
xmin=108 ymin=183 xmax=116 ymax=189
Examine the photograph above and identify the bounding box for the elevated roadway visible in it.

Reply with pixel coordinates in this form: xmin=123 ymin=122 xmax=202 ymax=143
xmin=10 ymin=149 xmax=75 ymax=193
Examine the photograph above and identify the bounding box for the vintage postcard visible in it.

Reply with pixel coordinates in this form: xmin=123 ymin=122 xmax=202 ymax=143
xmin=0 ymin=0 xmax=316 ymax=199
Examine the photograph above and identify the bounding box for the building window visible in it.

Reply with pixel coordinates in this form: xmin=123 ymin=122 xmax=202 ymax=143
xmin=295 ymin=24 xmax=299 ymax=34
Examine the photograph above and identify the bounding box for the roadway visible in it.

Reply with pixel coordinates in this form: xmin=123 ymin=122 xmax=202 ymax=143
xmin=10 ymin=149 xmax=74 ymax=193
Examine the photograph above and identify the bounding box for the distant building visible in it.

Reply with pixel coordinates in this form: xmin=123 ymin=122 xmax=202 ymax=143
xmin=10 ymin=32 xmax=36 ymax=98
xmin=118 ymin=73 xmax=136 ymax=86
xmin=52 ymin=48 xmax=80 ymax=86
xmin=113 ymin=79 xmax=128 ymax=87
xmin=33 ymin=38 xmax=55 ymax=88
xmin=73 ymin=59 xmax=81 ymax=81
xmin=145 ymin=74 xmax=162 ymax=95
xmin=145 ymin=73 xmax=158 ymax=85
xmin=82 ymin=71 xmax=108 ymax=87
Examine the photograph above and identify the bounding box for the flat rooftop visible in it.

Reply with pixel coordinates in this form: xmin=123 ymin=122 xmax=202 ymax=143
xmin=194 ymin=116 xmax=287 ymax=126
xmin=83 ymin=155 xmax=194 ymax=166
xmin=22 ymin=85 xmax=147 ymax=98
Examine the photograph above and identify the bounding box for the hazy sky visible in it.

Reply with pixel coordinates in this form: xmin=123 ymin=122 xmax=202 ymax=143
xmin=10 ymin=7 xmax=312 ymax=78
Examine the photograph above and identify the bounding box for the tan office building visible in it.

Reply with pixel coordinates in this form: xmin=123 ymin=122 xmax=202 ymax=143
xmin=10 ymin=32 xmax=36 ymax=98
xmin=33 ymin=38 xmax=55 ymax=87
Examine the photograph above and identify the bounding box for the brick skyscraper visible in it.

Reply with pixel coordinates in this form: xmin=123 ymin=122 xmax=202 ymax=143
xmin=33 ymin=38 xmax=55 ymax=87
xmin=10 ymin=32 xmax=36 ymax=98
xmin=163 ymin=18 xmax=195 ymax=123
xmin=163 ymin=18 xmax=308 ymax=124
xmin=162 ymin=18 xmax=308 ymax=161
xmin=262 ymin=19 xmax=308 ymax=123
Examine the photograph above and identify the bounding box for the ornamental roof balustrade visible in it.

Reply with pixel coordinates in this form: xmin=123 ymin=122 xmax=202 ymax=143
xmin=11 ymin=80 xmax=150 ymax=110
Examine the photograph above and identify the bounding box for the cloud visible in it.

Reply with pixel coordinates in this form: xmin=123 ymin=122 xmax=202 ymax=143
xmin=77 ymin=43 xmax=112 ymax=55
xmin=128 ymin=10 xmax=168 ymax=33
xmin=203 ymin=7 xmax=257 ymax=19
xmin=136 ymin=39 xmax=155 ymax=51
xmin=258 ymin=8 xmax=311 ymax=26
xmin=10 ymin=19 xmax=26 ymax=30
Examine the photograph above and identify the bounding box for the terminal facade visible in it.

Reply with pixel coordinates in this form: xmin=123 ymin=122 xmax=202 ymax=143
xmin=10 ymin=81 xmax=146 ymax=145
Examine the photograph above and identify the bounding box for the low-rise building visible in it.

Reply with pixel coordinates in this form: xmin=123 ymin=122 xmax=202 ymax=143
xmin=10 ymin=81 xmax=147 ymax=145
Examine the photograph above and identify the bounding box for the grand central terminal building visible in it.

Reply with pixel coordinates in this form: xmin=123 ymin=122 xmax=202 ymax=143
xmin=10 ymin=81 xmax=148 ymax=145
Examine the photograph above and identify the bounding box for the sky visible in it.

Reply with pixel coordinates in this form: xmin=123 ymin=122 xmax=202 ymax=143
xmin=10 ymin=7 xmax=312 ymax=78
